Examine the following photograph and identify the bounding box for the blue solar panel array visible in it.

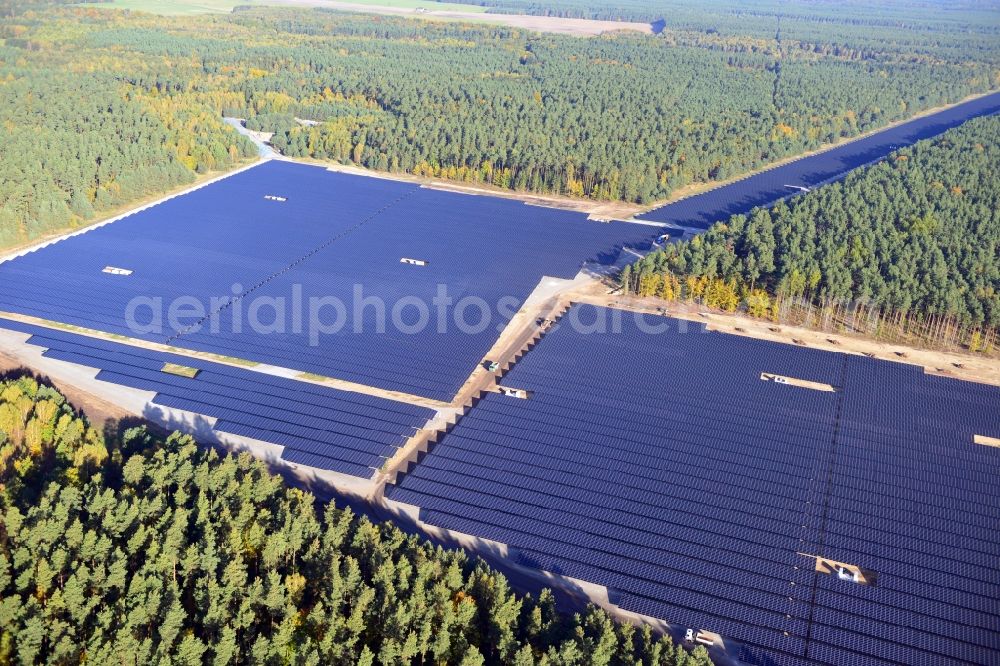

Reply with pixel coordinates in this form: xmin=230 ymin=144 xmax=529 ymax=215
xmin=387 ymin=304 xmax=1000 ymax=665
xmin=639 ymin=91 xmax=1000 ymax=229
xmin=0 ymin=318 xmax=433 ymax=479
xmin=0 ymin=160 xmax=655 ymax=401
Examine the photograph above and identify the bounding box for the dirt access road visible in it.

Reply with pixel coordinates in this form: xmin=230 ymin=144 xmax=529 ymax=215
xmin=261 ymin=0 xmax=654 ymax=36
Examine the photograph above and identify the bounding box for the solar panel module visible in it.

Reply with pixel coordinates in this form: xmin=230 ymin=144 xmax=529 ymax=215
xmin=386 ymin=303 xmax=1000 ymax=665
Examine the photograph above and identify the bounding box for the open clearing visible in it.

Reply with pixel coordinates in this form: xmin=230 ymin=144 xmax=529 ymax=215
xmin=87 ymin=0 xmax=653 ymax=36
xmin=75 ymin=0 xmax=249 ymax=14
xmin=263 ymin=0 xmax=653 ymax=35
xmin=84 ymin=0 xmax=490 ymax=17
xmin=3 ymin=149 xmax=998 ymax=666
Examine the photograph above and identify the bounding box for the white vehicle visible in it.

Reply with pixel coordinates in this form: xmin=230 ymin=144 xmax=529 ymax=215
xmin=684 ymin=628 xmax=717 ymax=646
xmin=837 ymin=566 xmax=861 ymax=583
xmin=499 ymin=386 xmax=530 ymax=400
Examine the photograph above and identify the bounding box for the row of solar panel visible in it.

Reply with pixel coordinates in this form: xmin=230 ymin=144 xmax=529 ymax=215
xmin=23 ymin=329 xmax=428 ymax=421
xmin=387 ymin=304 xmax=1000 ymax=665
xmin=419 ymin=507 xmax=811 ymax=653
xmin=0 ymin=161 xmax=656 ymax=401
xmin=431 ymin=422 xmax=822 ymax=515
xmin=0 ymin=318 xmax=433 ymax=479
xmin=481 ymin=389 xmax=840 ymax=448
xmin=421 ymin=429 xmax=817 ymax=515
xmin=396 ymin=458 xmax=998 ymax=632
xmin=509 ymin=332 xmax=848 ymax=392
xmin=485 ymin=380 xmax=837 ymax=428
xmin=475 ymin=384 xmax=838 ymax=443
xmin=395 ymin=466 xmax=812 ymax=560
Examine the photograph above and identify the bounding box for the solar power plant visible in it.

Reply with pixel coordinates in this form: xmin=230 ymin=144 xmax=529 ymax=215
xmin=0 ymin=317 xmax=433 ymax=479
xmin=638 ymin=90 xmax=1000 ymax=230
xmin=386 ymin=304 xmax=1000 ymax=666
xmin=0 ymin=160 xmax=655 ymax=401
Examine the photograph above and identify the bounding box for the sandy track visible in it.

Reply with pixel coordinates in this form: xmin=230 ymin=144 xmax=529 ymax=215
xmin=260 ymin=0 xmax=653 ymax=36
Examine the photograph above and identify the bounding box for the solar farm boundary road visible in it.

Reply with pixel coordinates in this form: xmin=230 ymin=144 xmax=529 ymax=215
xmin=223 ymin=117 xmax=280 ymax=159
xmin=636 ymin=88 xmax=1000 ymax=231
xmin=370 ymin=264 xmax=624 ymax=500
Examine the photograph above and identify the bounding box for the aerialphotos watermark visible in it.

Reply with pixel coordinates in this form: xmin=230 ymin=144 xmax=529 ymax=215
xmin=124 ymin=283 xmax=698 ymax=345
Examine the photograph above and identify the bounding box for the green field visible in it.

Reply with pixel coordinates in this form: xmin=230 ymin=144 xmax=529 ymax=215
xmin=80 ymin=0 xmax=488 ymax=16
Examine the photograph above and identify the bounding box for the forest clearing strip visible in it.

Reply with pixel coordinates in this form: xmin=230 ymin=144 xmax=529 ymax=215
xmin=639 ymin=87 xmax=1000 ymax=217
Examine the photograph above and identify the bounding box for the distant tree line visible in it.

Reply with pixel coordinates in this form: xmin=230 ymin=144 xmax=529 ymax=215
xmin=437 ymin=0 xmax=1000 ymax=33
xmin=623 ymin=114 xmax=1000 ymax=351
xmin=1 ymin=3 xmax=998 ymax=247
xmin=0 ymin=374 xmax=713 ymax=665
xmin=222 ymin=6 xmax=997 ymax=203
xmin=0 ymin=18 xmax=258 ymax=250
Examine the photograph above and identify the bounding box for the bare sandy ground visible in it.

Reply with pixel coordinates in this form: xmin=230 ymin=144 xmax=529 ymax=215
xmin=260 ymin=0 xmax=654 ymax=36
xmin=0 ymin=349 xmax=131 ymax=426
xmin=311 ymin=158 xmax=648 ymax=220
